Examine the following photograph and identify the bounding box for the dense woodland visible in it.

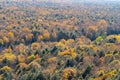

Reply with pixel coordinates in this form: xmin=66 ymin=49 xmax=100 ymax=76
xmin=0 ymin=1 xmax=120 ymax=80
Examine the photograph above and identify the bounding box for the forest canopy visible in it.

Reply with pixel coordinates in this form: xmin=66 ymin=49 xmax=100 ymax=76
xmin=0 ymin=0 xmax=120 ymax=80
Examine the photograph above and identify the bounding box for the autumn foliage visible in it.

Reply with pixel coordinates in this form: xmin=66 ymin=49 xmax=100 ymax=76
xmin=0 ymin=0 xmax=120 ymax=80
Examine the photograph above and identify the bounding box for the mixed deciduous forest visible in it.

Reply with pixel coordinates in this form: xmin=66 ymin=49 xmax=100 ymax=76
xmin=0 ymin=0 xmax=120 ymax=80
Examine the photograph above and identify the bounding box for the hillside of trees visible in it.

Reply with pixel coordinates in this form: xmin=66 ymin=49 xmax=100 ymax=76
xmin=0 ymin=1 xmax=120 ymax=80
